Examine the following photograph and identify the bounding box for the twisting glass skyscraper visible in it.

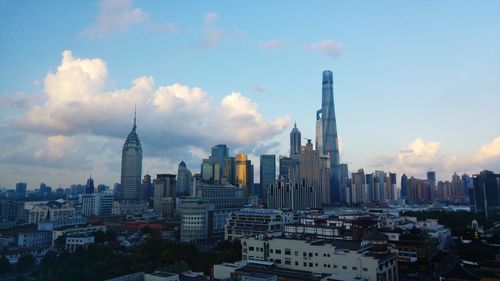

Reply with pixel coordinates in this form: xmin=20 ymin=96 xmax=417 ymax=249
xmin=318 ymin=70 xmax=341 ymax=203
xmin=120 ymin=110 xmax=142 ymax=201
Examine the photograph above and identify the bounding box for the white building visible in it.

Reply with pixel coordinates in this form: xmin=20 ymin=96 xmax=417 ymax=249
xmin=17 ymin=230 xmax=52 ymax=248
xmin=27 ymin=200 xmax=75 ymax=224
xmin=225 ymin=208 xmax=295 ymax=241
xmin=178 ymin=197 xmax=213 ymax=244
xmin=241 ymin=237 xmax=398 ymax=281
xmin=65 ymin=236 xmax=95 ymax=252
xmin=79 ymin=193 xmax=114 ymax=216
xmin=52 ymin=224 xmax=106 ymax=246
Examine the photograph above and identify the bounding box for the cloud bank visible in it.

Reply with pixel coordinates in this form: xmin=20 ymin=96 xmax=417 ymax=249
xmin=304 ymin=39 xmax=344 ymax=58
xmin=12 ymin=51 xmax=289 ymax=167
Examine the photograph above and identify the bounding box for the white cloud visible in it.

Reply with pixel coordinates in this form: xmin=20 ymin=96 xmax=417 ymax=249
xmin=14 ymin=50 xmax=289 ymax=162
xmin=200 ymin=12 xmax=223 ymax=47
xmin=304 ymin=39 xmax=344 ymax=58
xmin=259 ymin=38 xmax=284 ymax=50
xmin=369 ymin=137 xmax=500 ymax=180
xmin=83 ymin=0 xmax=149 ymax=38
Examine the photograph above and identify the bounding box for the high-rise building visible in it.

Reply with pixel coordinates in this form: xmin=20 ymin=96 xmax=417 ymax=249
xmin=79 ymin=193 xmax=114 ymax=216
xmin=279 ymin=156 xmax=300 ymax=183
xmin=470 ymin=170 xmax=500 ymax=219
xmin=299 ymin=139 xmax=321 ymax=197
xmin=407 ymin=177 xmax=432 ymax=204
xmin=177 ymin=161 xmax=193 ymax=195
xmin=365 ymin=173 xmax=374 ymax=203
xmin=451 ymin=172 xmax=465 ymax=198
xmin=120 ymin=110 xmax=142 ymax=201
xmin=266 ymin=178 xmax=321 ymax=210
xmin=85 ymin=176 xmax=94 ymax=194
xmin=153 ymin=174 xmax=176 ymax=217
xmin=373 ymin=171 xmax=386 ymax=202
xmin=260 ymin=155 xmax=276 ymax=199
xmin=289 ymin=123 xmax=301 ymax=158
xmin=426 ymin=171 xmax=436 ymax=189
xmin=351 ymin=169 xmax=366 ymax=204
xmin=142 ymin=174 xmax=153 ymax=202
xmin=401 ymin=174 xmax=408 ymax=199
xmin=317 ymin=70 xmax=341 ymax=203
xmin=222 ymin=156 xmax=236 ymax=185
xmin=211 ymin=144 xmax=229 ymax=184
xmin=236 ymin=154 xmax=253 ymax=197
xmin=15 ymin=182 xmax=27 ymax=199
xmin=387 ymin=172 xmax=397 ymax=201
xmin=462 ymin=173 xmax=472 ymax=198
xmin=339 ymin=163 xmax=349 ymax=202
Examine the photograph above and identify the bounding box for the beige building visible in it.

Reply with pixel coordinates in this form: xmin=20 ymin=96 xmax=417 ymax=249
xmin=28 ymin=201 xmax=75 ymax=224
xmin=241 ymin=237 xmax=398 ymax=281
xmin=300 ymin=139 xmax=321 ymax=196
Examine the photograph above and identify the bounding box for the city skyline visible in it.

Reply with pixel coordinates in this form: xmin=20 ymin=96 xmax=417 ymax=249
xmin=1 ymin=1 xmax=500 ymax=188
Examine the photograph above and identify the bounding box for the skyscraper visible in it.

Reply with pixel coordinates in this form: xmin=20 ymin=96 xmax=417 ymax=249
xmin=177 ymin=161 xmax=193 ymax=195
xmin=290 ymin=123 xmax=301 ymax=158
xmin=401 ymin=174 xmax=408 ymax=199
xmin=85 ymin=176 xmax=94 ymax=194
xmin=236 ymin=154 xmax=254 ymax=197
xmin=470 ymin=170 xmax=500 ymax=219
xmin=211 ymin=144 xmax=229 ymax=183
xmin=120 ymin=110 xmax=142 ymax=201
xmin=317 ymin=70 xmax=341 ymax=203
xmin=260 ymin=154 xmax=276 ymax=199
xmin=299 ymin=139 xmax=321 ymax=192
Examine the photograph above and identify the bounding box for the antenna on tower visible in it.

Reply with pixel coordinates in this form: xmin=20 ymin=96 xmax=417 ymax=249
xmin=133 ymin=103 xmax=137 ymax=131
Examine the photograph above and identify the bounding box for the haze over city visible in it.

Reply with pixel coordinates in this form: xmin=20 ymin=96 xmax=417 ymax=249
xmin=1 ymin=0 xmax=499 ymax=188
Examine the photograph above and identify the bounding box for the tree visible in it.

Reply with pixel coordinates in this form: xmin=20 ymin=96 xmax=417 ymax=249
xmin=0 ymin=255 xmax=12 ymax=274
xmin=16 ymin=253 xmax=35 ymax=272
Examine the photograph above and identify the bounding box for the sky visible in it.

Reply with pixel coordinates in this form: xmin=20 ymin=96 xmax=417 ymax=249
xmin=1 ymin=0 xmax=499 ymax=189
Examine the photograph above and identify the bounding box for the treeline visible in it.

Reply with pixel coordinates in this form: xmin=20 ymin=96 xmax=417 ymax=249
xmin=1 ymin=240 xmax=241 ymax=281
xmin=402 ymin=210 xmax=491 ymax=236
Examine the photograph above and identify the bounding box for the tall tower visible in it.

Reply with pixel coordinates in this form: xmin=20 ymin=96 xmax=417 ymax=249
xmin=236 ymin=154 xmax=253 ymax=197
xmin=319 ymin=70 xmax=341 ymax=203
xmin=290 ymin=123 xmax=301 ymax=158
xmin=120 ymin=109 xmax=143 ymax=201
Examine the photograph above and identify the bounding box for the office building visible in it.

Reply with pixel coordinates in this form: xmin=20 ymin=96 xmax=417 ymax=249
xmin=266 ymin=178 xmax=321 ymax=210
xmin=79 ymin=193 xmax=114 ymax=216
xmin=225 ymin=208 xmax=295 ymax=241
xmin=470 ymin=170 xmax=500 ymax=219
xmin=279 ymin=156 xmax=300 ymax=183
xmin=339 ymin=163 xmax=349 ymax=202
xmin=317 ymin=70 xmax=341 ymax=203
xmin=142 ymin=174 xmax=153 ymax=203
xmin=178 ymin=197 xmax=213 ymax=245
xmin=289 ymin=123 xmax=301 ymax=158
xmin=211 ymin=144 xmax=229 ymax=183
xmin=260 ymin=155 xmax=276 ymax=200
xmin=222 ymin=156 xmax=236 ymax=185
xmin=15 ymin=183 xmax=27 ymax=199
xmin=406 ymin=177 xmax=432 ymax=204
xmin=241 ymin=236 xmax=398 ymax=281
xmin=27 ymin=201 xmax=76 ymax=224
xmin=236 ymin=154 xmax=254 ymax=197
xmin=176 ymin=161 xmax=193 ymax=195
xmin=120 ymin=110 xmax=142 ymax=200
xmin=400 ymin=174 xmax=408 ymax=200
xmin=153 ymin=174 xmax=176 ymax=217
xmin=299 ymin=139 xmax=321 ymax=200
xmin=351 ymin=169 xmax=366 ymax=204
xmin=85 ymin=176 xmax=95 ymax=194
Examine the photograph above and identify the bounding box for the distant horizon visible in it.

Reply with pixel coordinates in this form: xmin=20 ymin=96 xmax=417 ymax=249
xmin=1 ymin=1 xmax=499 ymax=188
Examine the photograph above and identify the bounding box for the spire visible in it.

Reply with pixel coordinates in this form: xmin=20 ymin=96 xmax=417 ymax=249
xmin=133 ymin=103 xmax=137 ymax=132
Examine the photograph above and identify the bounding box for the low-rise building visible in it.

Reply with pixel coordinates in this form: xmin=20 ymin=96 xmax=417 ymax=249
xmin=65 ymin=235 xmax=95 ymax=252
xmin=27 ymin=200 xmax=75 ymax=224
xmin=241 ymin=236 xmax=398 ymax=281
xmin=52 ymin=224 xmax=106 ymax=246
xmin=225 ymin=208 xmax=295 ymax=241
xmin=17 ymin=230 xmax=52 ymax=248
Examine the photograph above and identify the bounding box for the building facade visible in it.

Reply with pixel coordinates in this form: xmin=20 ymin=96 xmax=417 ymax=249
xmin=120 ymin=111 xmax=142 ymax=201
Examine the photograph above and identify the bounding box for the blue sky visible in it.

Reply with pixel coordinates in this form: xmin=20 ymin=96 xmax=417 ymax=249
xmin=1 ymin=0 xmax=499 ymax=188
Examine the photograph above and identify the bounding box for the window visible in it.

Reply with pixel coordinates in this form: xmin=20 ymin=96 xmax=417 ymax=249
xmin=275 ymin=259 xmax=281 ymax=264
xmin=352 ymin=267 xmax=357 ymax=270
xmin=270 ymin=249 xmax=273 ymax=253
xmin=308 ymin=252 xmax=313 ymax=257
xmin=285 ymin=258 xmax=291 ymax=265
xmin=363 ymin=268 xmax=368 ymax=272
xmin=315 ymin=263 xmax=318 ymax=267
xmin=333 ymin=265 xmax=338 ymax=268
xmin=275 ymin=249 xmax=282 ymax=254
xmin=315 ymin=253 xmax=318 ymax=256
xmin=295 ymin=261 xmax=299 ymax=266
xmin=342 ymin=266 xmax=347 ymax=269
xmin=295 ymin=251 xmax=299 ymax=256
xmin=309 ymin=263 xmax=313 ymax=267
xmin=303 ymin=262 xmax=307 ymax=267
xmin=285 ymin=249 xmax=291 ymax=255
xmin=249 ymin=246 xmax=254 ymax=251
